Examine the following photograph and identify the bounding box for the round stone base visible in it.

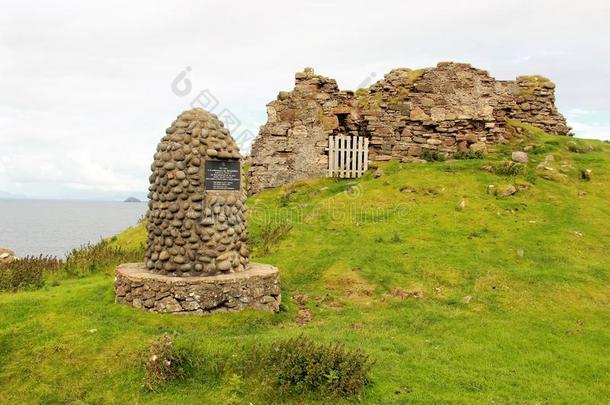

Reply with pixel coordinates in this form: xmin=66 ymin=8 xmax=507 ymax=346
xmin=115 ymin=262 xmax=281 ymax=315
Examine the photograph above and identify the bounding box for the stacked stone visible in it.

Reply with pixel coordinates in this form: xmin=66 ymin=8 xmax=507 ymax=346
xmin=146 ymin=108 xmax=249 ymax=277
xmin=510 ymin=76 xmax=571 ymax=135
xmin=115 ymin=263 xmax=281 ymax=314
xmin=360 ymin=63 xmax=507 ymax=161
xmin=248 ymin=63 xmax=572 ymax=194
xmin=249 ymin=67 xmax=356 ymax=193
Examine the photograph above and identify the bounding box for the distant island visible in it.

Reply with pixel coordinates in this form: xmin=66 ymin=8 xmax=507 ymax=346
xmin=124 ymin=197 xmax=142 ymax=203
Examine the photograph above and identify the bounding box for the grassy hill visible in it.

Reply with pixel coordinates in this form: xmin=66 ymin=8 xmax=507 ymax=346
xmin=1 ymin=127 xmax=609 ymax=403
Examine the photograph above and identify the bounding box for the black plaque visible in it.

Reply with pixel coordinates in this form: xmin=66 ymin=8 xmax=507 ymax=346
xmin=204 ymin=160 xmax=241 ymax=191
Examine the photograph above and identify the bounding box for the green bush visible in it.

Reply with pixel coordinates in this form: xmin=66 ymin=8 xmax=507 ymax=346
xmin=489 ymin=161 xmax=525 ymax=176
xmin=0 ymin=255 xmax=62 ymax=291
xmin=278 ymin=189 xmax=296 ymax=207
xmin=143 ymin=334 xmax=192 ymax=391
xmin=422 ymin=150 xmax=447 ymax=162
xmin=529 ymin=140 xmax=560 ymax=155
xmin=258 ymin=336 xmax=373 ymax=398
xmin=139 ymin=336 xmax=372 ymax=400
xmin=566 ymin=141 xmax=601 ymax=154
xmin=0 ymin=240 xmax=144 ymax=292
xmin=64 ymin=239 xmax=144 ymax=277
xmin=453 ymin=150 xmax=485 ymax=160
xmin=252 ymin=221 xmax=293 ymax=254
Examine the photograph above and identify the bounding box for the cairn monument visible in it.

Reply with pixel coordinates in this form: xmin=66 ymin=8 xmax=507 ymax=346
xmin=115 ymin=108 xmax=281 ymax=314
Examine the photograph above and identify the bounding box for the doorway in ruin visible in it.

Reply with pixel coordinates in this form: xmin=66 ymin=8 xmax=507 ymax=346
xmin=327 ymin=134 xmax=369 ymax=178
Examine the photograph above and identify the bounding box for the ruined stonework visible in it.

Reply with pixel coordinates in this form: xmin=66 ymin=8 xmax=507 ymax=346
xmin=116 ymin=108 xmax=281 ymax=315
xmin=146 ymin=109 xmax=249 ymax=276
xmin=249 ymin=62 xmax=571 ymax=193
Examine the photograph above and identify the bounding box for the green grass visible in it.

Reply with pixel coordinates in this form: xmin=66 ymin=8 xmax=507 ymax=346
xmin=1 ymin=131 xmax=609 ymax=403
xmin=516 ymin=75 xmax=554 ymax=95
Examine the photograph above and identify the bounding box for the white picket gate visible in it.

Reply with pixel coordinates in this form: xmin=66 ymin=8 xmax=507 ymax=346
xmin=327 ymin=135 xmax=369 ymax=178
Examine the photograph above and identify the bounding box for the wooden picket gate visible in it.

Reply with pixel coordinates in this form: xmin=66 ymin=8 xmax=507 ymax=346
xmin=327 ymin=135 xmax=369 ymax=178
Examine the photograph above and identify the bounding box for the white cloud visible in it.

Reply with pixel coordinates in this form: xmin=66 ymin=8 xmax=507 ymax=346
xmin=568 ymin=108 xmax=594 ymax=116
xmin=570 ymin=121 xmax=610 ymax=141
xmin=565 ymin=109 xmax=610 ymax=140
xmin=1 ymin=0 xmax=609 ymax=199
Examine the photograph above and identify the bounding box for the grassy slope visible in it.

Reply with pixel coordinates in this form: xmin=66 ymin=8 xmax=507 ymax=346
xmin=1 ymin=132 xmax=609 ymax=404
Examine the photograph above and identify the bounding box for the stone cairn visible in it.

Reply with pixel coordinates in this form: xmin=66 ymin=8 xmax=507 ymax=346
xmin=145 ymin=108 xmax=248 ymax=276
xmin=115 ymin=108 xmax=281 ymax=315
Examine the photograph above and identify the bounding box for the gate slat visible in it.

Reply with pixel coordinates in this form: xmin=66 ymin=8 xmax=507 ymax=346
xmin=344 ymin=135 xmax=349 ymax=178
xmin=340 ymin=135 xmax=345 ymax=178
xmin=333 ymin=135 xmax=338 ymax=177
xmin=364 ymin=137 xmax=369 ymax=172
xmin=343 ymin=135 xmax=348 ymax=178
xmin=328 ymin=136 xmax=333 ymax=177
xmin=357 ymin=136 xmax=363 ymax=177
xmin=356 ymin=136 xmax=362 ymax=177
xmin=345 ymin=135 xmax=350 ymax=178
xmin=360 ymin=136 xmax=365 ymax=176
xmin=335 ymin=135 xmax=339 ymax=177
xmin=350 ymin=136 xmax=355 ymax=178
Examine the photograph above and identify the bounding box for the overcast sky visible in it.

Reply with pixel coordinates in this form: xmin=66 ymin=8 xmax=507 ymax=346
xmin=1 ymin=0 xmax=609 ymax=200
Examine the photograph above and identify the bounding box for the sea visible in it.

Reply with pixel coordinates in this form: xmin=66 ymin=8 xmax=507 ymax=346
xmin=0 ymin=199 xmax=148 ymax=258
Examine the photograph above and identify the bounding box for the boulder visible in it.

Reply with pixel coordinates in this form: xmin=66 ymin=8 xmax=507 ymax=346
xmin=501 ymin=185 xmax=517 ymax=196
xmin=0 ymin=248 xmax=17 ymax=264
xmin=511 ymin=151 xmax=529 ymax=163
xmin=470 ymin=142 xmax=487 ymax=152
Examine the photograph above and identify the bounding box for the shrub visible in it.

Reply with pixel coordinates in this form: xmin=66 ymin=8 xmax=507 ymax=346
xmin=64 ymin=239 xmax=144 ymax=277
xmin=453 ymin=150 xmax=485 ymax=160
xmin=143 ymin=334 xmax=191 ymax=391
xmin=489 ymin=161 xmax=525 ymax=176
xmin=138 ymin=336 xmax=373 ymax=399
xmin=226 ymin=373 xmax=245 ymax=405
xmin=566 ymin=141 xmax=587 ymax=153
xmin=566 ymin=141 xmax=601 ymax=154
xmin=526 ymin=170 xmax=538 ymax=184
xmin=0 ymin=255 xmax=62 ymax=291
xmin=278 ymin=189 xmax=296 ymax=207
xmin=252 ymin=221 xmax=293 ymax=254
xmin=262 ymin=336 xmax=373 ymax=398
xmin=422 ymin=150 xmax=446 ymax=162
xmin=0 ymin=240 xmax=144 ymax=292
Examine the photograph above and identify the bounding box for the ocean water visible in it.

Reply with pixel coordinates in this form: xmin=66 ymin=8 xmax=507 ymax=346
xmin=0 ymin=200 xmax=147 ymax=258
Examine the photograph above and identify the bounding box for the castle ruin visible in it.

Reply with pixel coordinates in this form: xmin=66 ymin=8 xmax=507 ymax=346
xmin=248 ymin=62 xmax=570 ymax=193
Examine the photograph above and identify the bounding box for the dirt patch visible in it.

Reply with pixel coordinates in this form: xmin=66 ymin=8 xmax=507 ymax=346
xmin=292 ymin=290 xmax=313 ymax=325
xmin=391 ymin=288 xmax=424 ymax=299
xmin=296 ymin=308 xmax=313 ymax=325
xmin=321 ymin=263 xmax=377 ymax=306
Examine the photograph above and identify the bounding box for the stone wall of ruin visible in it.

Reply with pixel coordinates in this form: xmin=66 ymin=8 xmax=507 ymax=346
xmin=248 ymin=68 xmax=357 ymax=192
xmin=248 ymin=62 xmax=570 ymax=193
